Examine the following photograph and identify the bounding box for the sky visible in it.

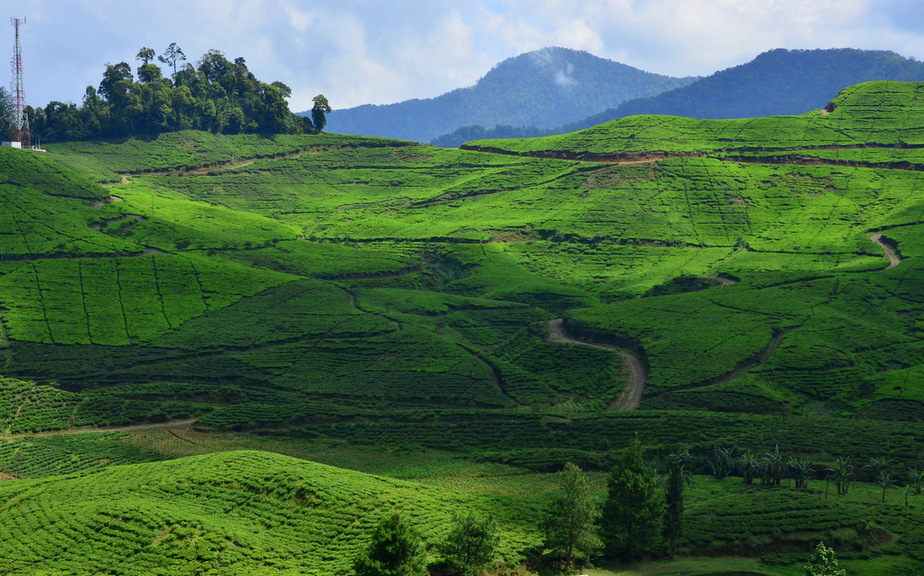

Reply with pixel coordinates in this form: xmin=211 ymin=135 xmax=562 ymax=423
xmin=10 ymin=0 xmax=924 ymax=113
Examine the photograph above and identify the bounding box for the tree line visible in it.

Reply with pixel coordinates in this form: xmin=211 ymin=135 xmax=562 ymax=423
xmin=21 ymin=44 xmax=331 ymax=142
xmin=351 ymin=437 xmax=922 ymax=575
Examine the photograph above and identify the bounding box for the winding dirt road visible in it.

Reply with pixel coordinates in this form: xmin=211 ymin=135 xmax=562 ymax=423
xmin=870 ymin=233 xmax=901 ymax=270
xmin=547 ymin=319 xmax=645 ymax=410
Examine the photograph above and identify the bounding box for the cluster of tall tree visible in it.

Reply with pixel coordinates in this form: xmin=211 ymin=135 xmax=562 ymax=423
xmin=352 ymin=510 xmax=498 ymax=576
xmin=28 ymin=44 xmax=327 ymax=142
xmin=542 ymin=439 xmax=690 ymax=572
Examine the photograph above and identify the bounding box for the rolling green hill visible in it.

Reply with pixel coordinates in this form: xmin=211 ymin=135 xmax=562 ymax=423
xmin=2 ymin=79 xmax=924 ymax=574
xmin=0 ymin=450 xmax=540 ymax=575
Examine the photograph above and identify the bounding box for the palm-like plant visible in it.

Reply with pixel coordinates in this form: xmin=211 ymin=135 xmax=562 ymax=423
xmin=834 ymin=457 xmax=854 ymax=495
xmin=877 ymin=470 xmax=893 ymax=503
xmin=910 ymin=467 xmax=924 ymax=495
xmin=761 ymin=445 xmax=785 ymax=486
xmin=788 ymin=456 xmax=811 ymax=489
xmin=712 ymin=446 xmax=733 ymax=480
xmin=738 ymin=451 xmax=760 ymax=486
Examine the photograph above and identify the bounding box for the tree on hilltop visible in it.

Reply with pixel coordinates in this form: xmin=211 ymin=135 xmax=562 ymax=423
xmin=312 ymin=94 xmax=331 ymax=132
xmin=31 ymin=46 xmax=316 ymax=141
xmin=136 ymin=47 xmax=156 ymax=65
xmin=159 ymin=42 xmax=187 ymax=77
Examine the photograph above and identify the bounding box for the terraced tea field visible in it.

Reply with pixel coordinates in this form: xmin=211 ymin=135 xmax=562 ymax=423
xmin=2 ymin=80 xmax=924 ymax=574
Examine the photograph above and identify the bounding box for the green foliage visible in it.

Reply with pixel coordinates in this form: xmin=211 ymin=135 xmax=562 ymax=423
xmin=804 ymin=542 xmax=847 ymax=576
xmin=600 ymin=438 xmax=665 ymax=559
xmin=31 ymin=47 xmax=313 ymax=142
xmin=311 ymin=94 xmax=331 ymax=132
xmin=353 ymin=511 xmax=429 ymax=576
xmin=439 ymin=512 xmax=500 ymax=576
xmin=542 ymin=462 xmax=601 ymax=570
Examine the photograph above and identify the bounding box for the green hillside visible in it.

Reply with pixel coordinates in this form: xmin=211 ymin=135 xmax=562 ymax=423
xmin=0 ymin=450 xmax=540 ymax=575
xmin=2 ymin=79 xmax=924 ymax=574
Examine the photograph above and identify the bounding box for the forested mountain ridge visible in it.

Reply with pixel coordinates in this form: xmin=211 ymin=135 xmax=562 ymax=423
xmin=562 ymin=48 xmax=924 ymax=132
xmin=317 ymin=47 xmax=697 ymax=142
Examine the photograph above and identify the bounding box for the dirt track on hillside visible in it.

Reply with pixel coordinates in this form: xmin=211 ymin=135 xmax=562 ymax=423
xmin=0 ymin=418 xmax=198 ymax=440
xmin=547 ymin=319 xmax=644 ymax=410
xmin=870 ymin=233 xmax=901 ymax=270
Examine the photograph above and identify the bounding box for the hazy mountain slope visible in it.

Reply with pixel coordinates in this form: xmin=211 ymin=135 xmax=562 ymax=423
xmin=318 ymin=47 xmax=696 ymax=142
xmin=561 ymin=48 xmax=924 ymax=131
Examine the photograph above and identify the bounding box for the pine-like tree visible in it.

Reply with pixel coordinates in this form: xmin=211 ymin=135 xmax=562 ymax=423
xmin=599 ymin=438 xmax=665 ymax=559
xmin=543 ymin=462 xmax=601 ymax=570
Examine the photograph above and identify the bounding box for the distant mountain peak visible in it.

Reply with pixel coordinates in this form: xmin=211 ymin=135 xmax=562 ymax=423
xmin=319 ymin=47 xmax=696 ymax=142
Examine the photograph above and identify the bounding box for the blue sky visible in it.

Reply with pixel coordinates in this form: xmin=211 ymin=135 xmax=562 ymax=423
xmin=12 ymin=0 xmax=924 ymax=112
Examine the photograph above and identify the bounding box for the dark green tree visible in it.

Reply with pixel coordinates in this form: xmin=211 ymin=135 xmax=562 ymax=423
xmin=353 ymin=511 xmax=428 ymax=576
xmin=599 ymin=438 xmax=665 ymax=559
xmin=542 ymin=462 xmax=600 ymax=571
xmin=664 ymin=449 xmax=693 ymax=557
xmin=439 ymin=511 xmax=499 ymax=576
xmin=311 ymin=93 xmax=331 ymax=132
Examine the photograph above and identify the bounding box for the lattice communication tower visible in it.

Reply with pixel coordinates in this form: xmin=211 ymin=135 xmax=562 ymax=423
xmin=10 ymin=17 xmax=29 ymax=148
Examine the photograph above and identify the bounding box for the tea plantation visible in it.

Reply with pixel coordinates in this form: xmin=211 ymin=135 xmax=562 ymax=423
xmin=1 ymin=80 xmax=924 ymax=574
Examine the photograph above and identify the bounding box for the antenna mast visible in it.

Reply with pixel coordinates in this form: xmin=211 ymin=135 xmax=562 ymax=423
xmin=10 ymin=17 xmax=29 ymax=148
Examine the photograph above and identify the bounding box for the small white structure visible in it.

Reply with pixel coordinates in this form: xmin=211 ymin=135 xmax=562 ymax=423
xmin=1 ymin=141 xmax=22 ymax=148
